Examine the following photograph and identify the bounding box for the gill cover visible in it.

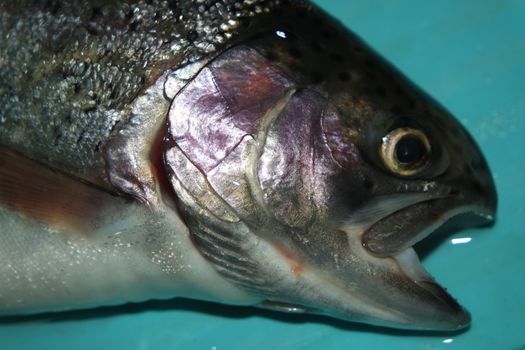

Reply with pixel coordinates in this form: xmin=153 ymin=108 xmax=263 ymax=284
xmin=163 ymin=46 xmax=334 ymax=293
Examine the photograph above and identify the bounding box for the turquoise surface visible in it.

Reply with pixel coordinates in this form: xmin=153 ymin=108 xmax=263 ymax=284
xmin=1 ymin=1 xmax=524 ymax=349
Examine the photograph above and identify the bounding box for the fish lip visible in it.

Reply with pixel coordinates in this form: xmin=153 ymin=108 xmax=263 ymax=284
xmin=390 ymin=247 xmax=471 ymax=330
xmin=361 ymin=193 xmax=496 ymax=258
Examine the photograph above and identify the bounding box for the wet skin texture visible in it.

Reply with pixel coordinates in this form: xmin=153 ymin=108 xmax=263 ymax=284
xmin=0 ymin=0 xmax=496 ymax=330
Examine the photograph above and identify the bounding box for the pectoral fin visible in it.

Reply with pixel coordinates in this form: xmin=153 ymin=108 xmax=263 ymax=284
xmin=0 ymin=146 xmax=125 ymax=236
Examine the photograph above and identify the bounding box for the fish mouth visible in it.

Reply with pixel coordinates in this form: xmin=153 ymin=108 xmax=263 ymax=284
xmin=339 ymin=190 xmax=496 ymax=330
xmin=362 ymin=196 xmax=495 ymax=258
xmin=257 ymin=187 xmax=496 ymax=330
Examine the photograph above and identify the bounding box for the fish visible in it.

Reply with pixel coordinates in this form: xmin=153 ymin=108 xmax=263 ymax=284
xmin=0 ymin=0 xmax=497 ymax=331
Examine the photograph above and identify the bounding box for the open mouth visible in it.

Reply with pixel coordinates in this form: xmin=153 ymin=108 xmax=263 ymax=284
xmin=391 ymin=246 xmax=470 ymax=327
xmin=337 ymin=191 xmax=496 ymax=329
xmin=254 ymin=193 xmax=495 ymax=331
xmin=362 ymin=198 xmax=495 ymax=258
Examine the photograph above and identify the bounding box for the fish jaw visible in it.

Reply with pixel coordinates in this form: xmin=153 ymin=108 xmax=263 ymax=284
xmin=253 ymin=181 xmax=495 ymax=330
xmin=252 ymin=198 xmax=494 ymax=330
xmin=256 ymin=241 xmax=471 ymax=331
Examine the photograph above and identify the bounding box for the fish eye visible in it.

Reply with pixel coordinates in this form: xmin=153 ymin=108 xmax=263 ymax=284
xmin=381 ymin=128 xmax=431 ymax=176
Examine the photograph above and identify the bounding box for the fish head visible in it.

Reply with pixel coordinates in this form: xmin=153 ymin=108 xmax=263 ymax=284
xmin=162 ymin=3 xmax=496 ymax=330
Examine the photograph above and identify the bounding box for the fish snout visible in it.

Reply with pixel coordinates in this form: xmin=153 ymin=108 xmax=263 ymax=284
xmin=450 ymin=147 xmax=497 ymax=230
xmin=470 ymin=158 xmax=497 ymax=224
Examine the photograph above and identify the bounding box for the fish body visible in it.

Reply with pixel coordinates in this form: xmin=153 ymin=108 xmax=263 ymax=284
xmin=0 ymin=0 xmax=496 ymax=330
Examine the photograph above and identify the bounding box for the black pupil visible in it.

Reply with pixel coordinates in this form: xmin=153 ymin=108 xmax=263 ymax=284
xmin=395 ymin=136 xmax=426 ymax=164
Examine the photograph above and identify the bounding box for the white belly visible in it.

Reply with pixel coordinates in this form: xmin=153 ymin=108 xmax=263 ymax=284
xmin=0 ymin=202 xmax=259 ymax=315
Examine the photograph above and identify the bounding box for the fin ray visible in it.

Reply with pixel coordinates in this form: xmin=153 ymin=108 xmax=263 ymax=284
xmin=0 ymin=147 xmax=126 ymax=236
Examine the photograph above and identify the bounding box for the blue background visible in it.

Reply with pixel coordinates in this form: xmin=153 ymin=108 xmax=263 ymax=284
xmin=1 ymin=1 xmax=524 ymax=349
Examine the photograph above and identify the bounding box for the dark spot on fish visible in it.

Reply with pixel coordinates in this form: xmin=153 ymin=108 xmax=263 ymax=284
xmin=280 ymin=21 xmax=295 ymax=31
xmin=54 ymin=130 xmax=63 ymax=146
xmin=249 ymin=31 xmax=266 ymax=41
xmin=452 ymin=143 xmax=463 ymax=154
xmin=73 ymin=83 xmax=81 ymax=95
xmin=449 ymin=187 xmax=461 ymax=196
xmin=330 ymin=53 xmax=345 ymax=62
xmin=90 ymin=6 xmax=102 ymax=20
xmin=109 ymin=88 xmax=118 ymax=100
xmin=407 ymin=97 xmax=416 ymax=110
xmin=239 ymin=17 xmax=252 ymax=29
xmin=363 ymin=178 xmax=374 ymax=190
xmin=186 ymin=30 xmax=198 ymax=42
xmin=353 ymin=45 xmax=364 ymax=54
xmin=394 ymin=85 xmax=404 ymax=96
xmin=289 ymin=63 xmax=301 ymax=72
xmin=25 ymin=69 xmax=34 ymax=81
xmin=463 ymin=163 xmax=472 ymax=174
xmin=471 ymin=160 xmax=485 ymax=171
xmin=65 ymin=112 xmax=73 ymax=124
xmin=433 ymin=122 xmax=448 ymax=134
xmin=129 ymin=21 xmax=139 ymax=32
xmin=471 ymin=180 xmax=485 ymax=195
xmin=77 ymin=132 xmax=86 ymax=145
xmin=125 ymin=8 xmax=134 ymax=20
xmin=82 ymin=105 xmax=97 ymax=113
xmin=294 ymin=8 xmax=308 ymax=19
xmin=46 ymin=0 xmax=61 ymax=15
xmin=362 ymin=87 xmax=373 ymax=96
xmin=450 ymin=126 xmax=463 ymax=137
xmin=430 ymin=210 xmax=441 ymax=222
xmin=375 ymin=86 xmax=387 ymax=98
xmin=94 ymin=141 xmax=102 ymax=152
xmin=166 ymin=0 xmax=181 ymax=15
xmin=273 ymin=8 xmax=284 ymax=16
xmin=391 ymin=104 xmax=402 ymax=114
xmin=310 ymin=40 xmax=324 ymax=53
xmin=365 ymin=59 xmax=377 ymax=68
xmin=265 ymin=51 xmax=277 ymax=61
xmin=337 ymin=72 xmax=351 ymax=82
xmin=288 ymin=47 xmax=302 ymax=59
xmin=321 ymin=30 xmax=333 ymax=39
xmin=110 ymin=120 xmax=121 ymax=133
xmin=366 ymin=71 xmax=376 ymax=81
xmin=313 ymin=17 xmax=324 ymax=26
xmin=310 ymin=71 xmax=324 ymax=84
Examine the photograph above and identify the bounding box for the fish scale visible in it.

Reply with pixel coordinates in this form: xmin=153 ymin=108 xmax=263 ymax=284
xmin=0 ymin=0 xmax=280 ymax=182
